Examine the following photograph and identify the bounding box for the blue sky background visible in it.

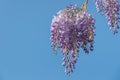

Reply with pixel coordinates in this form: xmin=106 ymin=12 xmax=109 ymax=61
xmin=0 ymin=0 xmax=120 ymax=80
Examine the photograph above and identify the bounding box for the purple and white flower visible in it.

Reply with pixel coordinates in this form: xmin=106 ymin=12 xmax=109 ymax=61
xmin=95 ymin=0 xmax=120 ymax=34
xmin=50 ymin=5 xmax=95 ymax=75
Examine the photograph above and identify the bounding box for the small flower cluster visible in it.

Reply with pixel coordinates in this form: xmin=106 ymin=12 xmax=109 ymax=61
xmin=50 ymin=5 xmax=95 ymax=75
xmin=95 ymin=0 xmax=104 ymax=14
xmin=95 ymin=0 xmax=120 ymax=34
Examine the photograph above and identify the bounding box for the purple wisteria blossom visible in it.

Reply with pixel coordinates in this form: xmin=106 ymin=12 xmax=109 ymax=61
xmin=50 ymin=5 xmax=95 ymax=75
xmin=95 ymin=0 xmax=120 ymax=34
xmin=95 ymin=0 xmax=104 ymax=14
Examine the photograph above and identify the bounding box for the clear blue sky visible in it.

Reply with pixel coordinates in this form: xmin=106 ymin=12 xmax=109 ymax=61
xmin=0 ymin=0 xmax=120 ymax=80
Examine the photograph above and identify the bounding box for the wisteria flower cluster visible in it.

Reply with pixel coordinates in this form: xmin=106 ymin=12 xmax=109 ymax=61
xmin=95 ymin=0 xmax=120 ymax=34
xmin=50 ymin=5 xmax=95 ymax=75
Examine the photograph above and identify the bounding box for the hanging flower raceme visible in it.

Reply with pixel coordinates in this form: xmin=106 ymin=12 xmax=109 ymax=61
xmin=95 ymin=0 xmax=120 ymax=34
xmin=95 ymin=0 xmax=104 ymax=14
xmin=50 ymin=3 xmax=95 ymax=75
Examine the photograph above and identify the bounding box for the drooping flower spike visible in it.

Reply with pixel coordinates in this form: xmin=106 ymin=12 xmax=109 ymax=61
xmin=50 ymin=0 xmax=95 ymax=75
xmin=95 ymin=0 xmax=104 ymax=14
xmin=95 ymin=0 xmax=120 ymax=34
